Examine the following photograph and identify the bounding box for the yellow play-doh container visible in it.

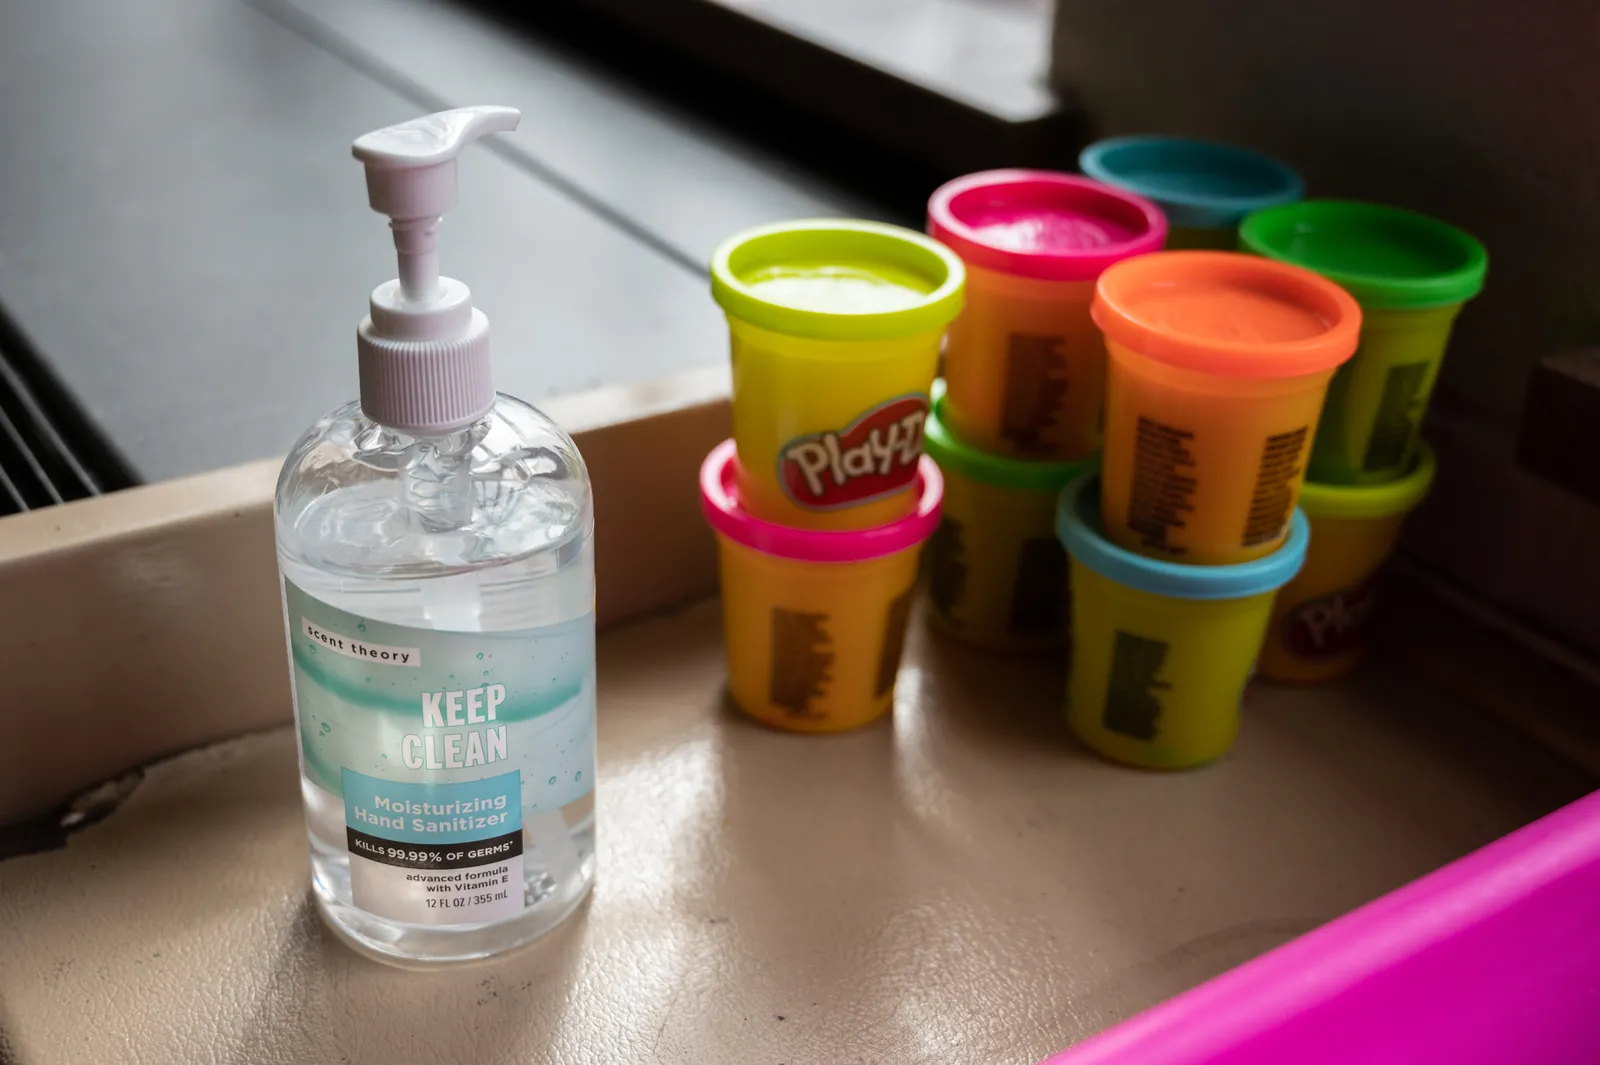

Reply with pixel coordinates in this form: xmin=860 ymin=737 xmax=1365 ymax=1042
xmin=922 ymin=382 xmax=1091 ymax=651
xmin=712 ymin=219 xmax=964 ymax=531
xmin=1258 ymin=442 xmax=1436 ymax=683
xmin=1241 ymin=202 xmax=1486 ymax=485
xmin=928 ymin=171 xmax=1166 ymax=461
xmin=700 ymin=439 xmax=943 ymax=733
xmin=1093 ymin=251 xmax=1361 ymax=565
xmin=1057 ymin=470 xmax=1310 ymax=770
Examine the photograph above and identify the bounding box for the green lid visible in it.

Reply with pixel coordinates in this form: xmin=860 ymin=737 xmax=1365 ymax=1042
xmin=1298 ymin=441 xmax=1437 ymax=520
xmin=924 ymin=382 xmax=1093 ymax=492
xmin=710 ymin=219 xmax=965 ymax=342
xmin=1240 ymin=200 xmax=1487 ymax=311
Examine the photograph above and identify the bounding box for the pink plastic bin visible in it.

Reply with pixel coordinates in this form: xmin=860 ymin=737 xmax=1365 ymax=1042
xmin=1040 ymin=789 xmax=1600 ymax=1065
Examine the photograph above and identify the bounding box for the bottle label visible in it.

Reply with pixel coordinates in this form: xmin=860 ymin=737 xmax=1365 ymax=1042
xmin=1127 ymin=416 xmax=1198 ymax=557
xmin=1104 ymin=630 xmax=1171 ymax=740
xmin=1243 ymin=426 xmax=1310 ymax=548
xmin=768 ymin=607 xmax=834 ymax=719
xmin=1362 ymin=361 xmax=1430 ymax=474
xmin=1001 ymin=333 xmax=1069 ymax=453
xmin=285 ymin=580 xmax=595 ymax=926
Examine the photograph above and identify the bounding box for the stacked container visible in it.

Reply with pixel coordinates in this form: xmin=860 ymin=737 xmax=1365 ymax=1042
xmin=922 ymin=382 xmax=1092 ymax=652
xmin=921 ymin=170 xmax=1165 ymax=651
xmin=696 ymin=182 xmax=1486 ymax=749
xmin=1079 ymin=136 xmax=1303 ymax=251
xmin=1241 ymin=201 xmax=1487 ymax=681
xmin=700 ymin=219 xmax=965 ymax=731
xmin=1060 ymin=251 xmax=1362 ymax=768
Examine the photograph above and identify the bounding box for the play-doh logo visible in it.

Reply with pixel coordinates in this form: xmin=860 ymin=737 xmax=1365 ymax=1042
xmin=778 ymin=394 xmax=928 ymax=510
xmin=1282 ymin=573 xmax=1380 ymax=658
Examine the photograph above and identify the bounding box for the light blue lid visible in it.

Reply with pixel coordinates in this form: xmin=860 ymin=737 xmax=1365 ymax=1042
xmin=1079 ymin=136 xmax=1303 ymax=230
xmin=1055 ymin=471 xmax=1309 ymax=601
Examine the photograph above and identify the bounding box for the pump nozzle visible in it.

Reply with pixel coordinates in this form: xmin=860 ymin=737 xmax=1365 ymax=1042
xmin=353 ymin=106 xmax=520 ymax=434
xmin=354 ymin=105 xmax=520 ymax=301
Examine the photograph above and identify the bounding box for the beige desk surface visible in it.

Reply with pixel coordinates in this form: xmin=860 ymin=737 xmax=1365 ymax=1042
xmin=0 ymin=599 xmax=1587 ymax=1065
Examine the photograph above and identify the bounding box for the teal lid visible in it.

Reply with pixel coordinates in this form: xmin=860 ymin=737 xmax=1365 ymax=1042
xmin=1079 ymin=136 xmax=1303 ymax=229
xmin=1239 ymin=200 xmax=1487 ymax=311
xmin=710 ymin=219 xmax=966 ymax=341
xmin=924 ymin=382 xmax=1092 ymax=492
xmin=1056 ymin=471 xmax=1309 ymax=600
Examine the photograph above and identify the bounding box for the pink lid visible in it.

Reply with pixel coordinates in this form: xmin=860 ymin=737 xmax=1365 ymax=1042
xmin=928 ymin=170 xmax=1167 ymax=282
xmin=699 ymin=440 xmax=943 ymax=563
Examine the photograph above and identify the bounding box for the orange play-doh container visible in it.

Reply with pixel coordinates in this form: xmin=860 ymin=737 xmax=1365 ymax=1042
xmin=699 ymin=439 xmax=943 ymax=733
xmin=1093 ymin=251 xmax=1361 ymax=565
xmin=928 ymin=171 xmax=1166 ymax=462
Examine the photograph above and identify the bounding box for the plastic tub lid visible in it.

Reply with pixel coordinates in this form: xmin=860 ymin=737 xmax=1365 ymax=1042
xmin=1056 ymin=470 xmax=1309 ymax=600
xmin=1239 ymin=200 xmax=1487 ymax=311
xmin=710 ymin=219 xmax=965 ymax=342
xmin=927 ymin=170 xmax=1166 ymax=283
xmin=1300 ymin=441 xmax=1437 ymax=520
xmin=700 ymin=439 xmax=943 ymax=563
xmin=1079 ymin=136 xmax=1303 ymax=230
xmin=923 ymin=381 xmax=1092 ymax=492
xmin=1092 ymin=250 xmax=1362 ymax=379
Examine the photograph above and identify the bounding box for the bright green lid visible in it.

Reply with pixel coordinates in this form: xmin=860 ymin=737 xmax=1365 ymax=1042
xmin=924 ymin=382 xmax=1093 ymax=492
xmin=1240 ymin=201 xmax=1487 ymax=311
xmin=1298 ymin=441 xmax=1437 ymax=520
xmin=710 ymin=219 xmax=965 ymax=341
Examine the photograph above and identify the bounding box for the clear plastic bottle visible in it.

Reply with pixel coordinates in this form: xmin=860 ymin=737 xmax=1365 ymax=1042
xmin=276 ymin=398 xmax=595 ymax=963
xmin=274 ymin=106 xmax=596 ymax=965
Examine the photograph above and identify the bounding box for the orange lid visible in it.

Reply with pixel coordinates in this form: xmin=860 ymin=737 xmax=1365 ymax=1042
xmin=1091 ymin=251 xmax=1361 ymax=379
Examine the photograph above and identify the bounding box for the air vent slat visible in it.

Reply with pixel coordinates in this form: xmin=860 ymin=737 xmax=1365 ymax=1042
xmin=0 ymin=455 xmax=26 ymax=516
xmin=0 ymin=352 xmax=99 ymax=507
xmin=0 ymin=400 xmax=64 ymax=506
xmin=0 ymin=306 xmax=131 ymax=515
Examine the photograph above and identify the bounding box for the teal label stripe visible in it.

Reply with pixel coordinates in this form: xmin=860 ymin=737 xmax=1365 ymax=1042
xmin=341 ymin=768 xmax=521 ymax=845
xmin=286 ymin=598 xmax=589 ymax=723
xmin=285 ymin=580 xmax=596 ymax=808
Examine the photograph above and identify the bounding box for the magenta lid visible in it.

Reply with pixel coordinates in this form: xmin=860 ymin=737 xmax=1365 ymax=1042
xmin=699 ymin=440 xmax=943 ymax=563
xmin=927 ymin=170 xmax=1167 ymax=282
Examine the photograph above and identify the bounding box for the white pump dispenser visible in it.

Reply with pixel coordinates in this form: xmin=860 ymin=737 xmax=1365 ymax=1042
xmin=352 ymin=105 xmax=520 ymax=434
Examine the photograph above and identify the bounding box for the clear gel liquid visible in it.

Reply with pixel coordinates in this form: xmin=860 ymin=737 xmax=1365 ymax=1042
xmin=275 ymin=396 xmax=596 ymax=965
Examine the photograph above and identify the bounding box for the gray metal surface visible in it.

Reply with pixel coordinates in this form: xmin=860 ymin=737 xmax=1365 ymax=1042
xmin=273 ymin=0 xmax=885 ymax=261
xmin=549 ymin=0 xmax=1074 ymax=176
xmin=626 ymin=0 xmax=1056 ymax=121
xmin=0 ymin=0 xmax=855 ymax=482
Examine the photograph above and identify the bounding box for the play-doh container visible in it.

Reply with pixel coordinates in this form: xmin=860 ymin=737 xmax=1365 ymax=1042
xmin=1093 ymin=251 xmax=1360 ymax=564
xmin=1079 ymin=135 xmax=1302 ymax=250
xmin=1057 ymin=471 xmax=1309 ymax=769
xmin=1240 ymin=201 xmax=1486 ymax=485
xmin=928 ymin=170 xmax=1165 ymax=462
xmin=711 ymin=219 xmax=964 ymax=531
xmin=922 ymin=382 xmax=1092 ymax=651
xmin=700 ymin=439 xmax=942 ymax=733
xmin=1258 ymin=442 xmax=1436 ymax=683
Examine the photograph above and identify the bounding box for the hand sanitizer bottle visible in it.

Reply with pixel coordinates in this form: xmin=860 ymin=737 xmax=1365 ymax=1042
xmin=274 ymin=106 xmax=596 ymax=965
